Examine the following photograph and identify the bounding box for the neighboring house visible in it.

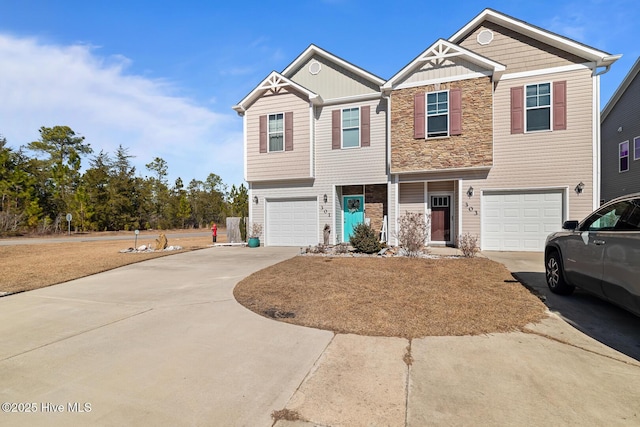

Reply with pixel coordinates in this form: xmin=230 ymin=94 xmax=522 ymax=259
xmin=232 ymin=45 xmax=388 ymax=246
xmin=601 ymin=57 xmax=640 ymax=202
xmin=382 ymin=8 xmax=619 ymax=251
xmin=234 ymin=8 xmax=620 ymax=251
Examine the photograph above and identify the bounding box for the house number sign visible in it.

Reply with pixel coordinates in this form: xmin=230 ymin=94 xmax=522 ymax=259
xmin=465 ymin=202 xmax=478 ymax=215
xmin=319 ymin=205 xmax=331 ymax=217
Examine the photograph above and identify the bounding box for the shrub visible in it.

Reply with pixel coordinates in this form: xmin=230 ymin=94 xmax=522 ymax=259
xmin=349 ymin=223 xmax=382 ymax=254
xmin=335 ymin=243 xmax=349 ymax=254
xmin=457 ymin=232 xmax=480 ymax=258
xmin=395 ymin=212 xmax=430 ymax=257
xmin=310 ymin=244 xmax=326 ymax=254
xmin=248 ymin=222 xmax=263 ymax=239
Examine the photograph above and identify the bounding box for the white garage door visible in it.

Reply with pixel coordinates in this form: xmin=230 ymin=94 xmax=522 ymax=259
xmin=266 ymin=198 xmax=317 ymax=246
xmin=482 ymin=190 xmax=563 ymax=251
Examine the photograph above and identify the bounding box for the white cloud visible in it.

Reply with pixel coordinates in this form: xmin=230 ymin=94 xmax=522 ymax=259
xmin=0 ymin=33 xmax=244 ymax=187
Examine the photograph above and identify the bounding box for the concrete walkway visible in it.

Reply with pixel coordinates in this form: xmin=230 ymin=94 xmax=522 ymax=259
xmin=1 ymin=247 xmax=639 ymax=426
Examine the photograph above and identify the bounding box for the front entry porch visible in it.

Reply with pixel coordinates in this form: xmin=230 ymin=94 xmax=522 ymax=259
xmin=397 ymin=180 xmax=458 ymax=247
xmin=337 ymin=184 xmax=388 ymax=243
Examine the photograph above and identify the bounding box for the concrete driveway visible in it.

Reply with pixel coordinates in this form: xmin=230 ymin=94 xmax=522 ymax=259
xmin=483 ymin=251 xmax=640 ymax=361
xmin=0 ymin=246 xmax=333 ymax=426
xmin=1 ymin=247 xmax=639 ymax=426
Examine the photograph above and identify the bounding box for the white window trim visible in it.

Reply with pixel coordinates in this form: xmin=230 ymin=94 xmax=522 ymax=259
xmin=524 ymin=81 xmax=553 ymax=133
xmin=619 ymin=140 xmax=629 ymax=173
xmin=341 ymin=107 xmax=361 ymax=149
xmin=426 ymin=89 xmax=450 ymax=138
xmin=634 ymin=136 xmax=640 ymax=161
xmin=267 ymin=112 xmax=285 ymax=153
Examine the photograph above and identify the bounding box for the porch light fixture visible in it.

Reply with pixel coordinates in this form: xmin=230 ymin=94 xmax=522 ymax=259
xmin=323 ymin=194 xmax=328 ymax=203
xmin=253 ymin=196 xmax=258 ymax=204
xmin=575 ymin=182 xmax=585 ymax=195
xmin=466 ymin=186 xmax=474 ymax=198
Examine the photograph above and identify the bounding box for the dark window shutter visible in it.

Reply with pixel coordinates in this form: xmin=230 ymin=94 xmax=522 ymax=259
xmin=332 ymin=109 xmax=341 ymax=149
xmin=449 ymin=88 xmax=462 ymax=136
xmin=259 ymin=115 xmax=267 ymax=153
xmin=361 ymin=106 xmax=370 ymax=147
xmin=553 ymin=81 xmax=567 ymax=131
xmin=414 ymin=92 xmax=425 ymax=139
xmin=285 ymin=111 xmax=294 ymax=151
xmin=510 ymin=87 xmax=524 ymax=134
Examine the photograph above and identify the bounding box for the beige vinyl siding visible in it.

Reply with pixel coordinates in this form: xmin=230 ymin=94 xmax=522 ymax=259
xmin=315 ymin=98 xmax=388 ymax=185
xmin=461 ymin=67 xmax=596 ymax=242
xmin=399 ymin=182 xmax=425 ymax=216
xmin=401 ymin=58 xmax=489 ymax=86
xmin=288 ymin=54 xmax=380 ymax=100
xmin=427 ymin=181 xmax=454 ymax=192
xmin=458 ymin=22 xmax=587 ymax=74
xmin=246 ymin=90 xmax=311 ymax=181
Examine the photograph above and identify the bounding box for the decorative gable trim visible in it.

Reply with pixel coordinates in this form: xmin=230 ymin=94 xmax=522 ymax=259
xmin=449 ymin=8 xmax=621 ymax=69
xmin=382 ymin=39 xmax=505 ymax=92
xmin=232 ymin=71 xmax=321 ymax=115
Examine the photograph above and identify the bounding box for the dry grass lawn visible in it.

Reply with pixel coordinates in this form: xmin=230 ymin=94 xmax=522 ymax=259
xmin=0 ymin=230 xmax=215 ymax=294
xmin=234 ymin=256 xmax=547 ymax=338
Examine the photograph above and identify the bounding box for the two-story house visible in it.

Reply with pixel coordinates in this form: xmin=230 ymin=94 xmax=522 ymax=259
xmin=383 ymin=9 xmax=619 ymax=251
xmin=234 ymin=8 xmax=620 ymax=251
xmin=232 ymin=45 xmax=389 ymax=246
xmin=601 ymin=57 xmax=640 ymax=202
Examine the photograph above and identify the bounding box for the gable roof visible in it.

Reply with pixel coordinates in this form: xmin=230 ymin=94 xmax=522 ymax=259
xmin=449 ymin=8 xmax=621 ymax=68
xmin=232 ymin=71 xmax=322 ymax=115
xmin=281 ymin=44 xmax=385 ymax=86
xmin=382 ymin=38 xmax=506 ymax=91
xmin=601 ymin=56 xmax=640 ymax=122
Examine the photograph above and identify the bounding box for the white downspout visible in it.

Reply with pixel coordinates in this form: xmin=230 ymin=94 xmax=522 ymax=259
xmin=593 ymin=73 xmax=601 ymax=209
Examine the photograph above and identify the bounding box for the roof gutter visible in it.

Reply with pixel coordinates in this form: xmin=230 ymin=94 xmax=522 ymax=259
xmin=232 ymin=104 xmax=245 ymax=116
xmin=595 ymin=54 xmax=623 ymax=76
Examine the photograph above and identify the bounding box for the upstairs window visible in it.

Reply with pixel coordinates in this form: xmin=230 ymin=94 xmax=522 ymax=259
xmin=634 ymin=136 xmax=640 ymax=161
xmin=342 ymin=107 xmax=360 ymax=148
xmin=526 ymin=83 xmax=551 ymax=132
xmin=511 ymin=81 xmax=565 ymax=134
xmin=268 ymin=113 xmax=284 ymax=152
xmin=620 ymin=141 xmax=629 ymax=172
xmin=427 ymin=91 xmax=448 ymax=137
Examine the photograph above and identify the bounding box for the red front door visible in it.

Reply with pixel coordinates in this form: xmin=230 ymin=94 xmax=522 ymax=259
xmin=431 ymin=196 xmax=450 ymax=242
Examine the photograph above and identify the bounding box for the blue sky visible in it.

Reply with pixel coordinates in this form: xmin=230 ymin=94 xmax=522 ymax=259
xmin=1 ymin=0 xmax=638 ymax=188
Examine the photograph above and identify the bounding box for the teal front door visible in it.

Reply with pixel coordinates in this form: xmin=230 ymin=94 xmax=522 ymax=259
xmin=343 ymin=195 xmax=364 ymax=242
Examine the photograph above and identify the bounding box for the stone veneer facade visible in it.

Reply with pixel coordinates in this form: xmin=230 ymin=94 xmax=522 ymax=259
xmin=390 ymin=77 xmax=493 ymax=172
